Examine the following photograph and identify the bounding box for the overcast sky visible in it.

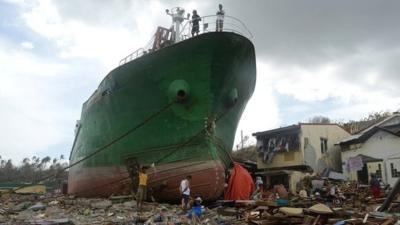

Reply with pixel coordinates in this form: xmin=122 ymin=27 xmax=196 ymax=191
xmin=0 ymin=0 xmax=399 ymax=162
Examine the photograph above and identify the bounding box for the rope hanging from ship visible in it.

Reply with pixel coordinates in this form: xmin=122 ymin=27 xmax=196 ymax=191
xmin=8 ymin=100 xmax=177 ymax=194
xmin=153 ymin=104 xmax=235 ymax=164
xmin=8 ymin=97 xmax=236 ymax=196
xmin=68 ymin=106 xmax=236 ymax=196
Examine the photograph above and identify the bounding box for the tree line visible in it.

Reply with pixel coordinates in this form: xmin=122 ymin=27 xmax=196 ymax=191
xmin=309 ymin=111 xmax=395 ymax=134
xmin=0 ymin=155 xmax=68 ymax=184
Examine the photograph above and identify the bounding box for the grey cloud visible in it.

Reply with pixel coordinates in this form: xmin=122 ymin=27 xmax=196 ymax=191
xmin=49 ymin=0 xmax=400 ymax=65
xmin=214 ymin=0 xmax=400 ymax=97
xmin=49 ymin=0 xmax=400 ymax=95
xmin=214 ymin=0 xmax=399 ymax=62
xmin=53 ymin=0 xmax=133 ymax=26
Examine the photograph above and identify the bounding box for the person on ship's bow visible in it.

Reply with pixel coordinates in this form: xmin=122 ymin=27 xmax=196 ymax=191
xmin=191 ymin=10 xmax=201 ymax=36
xmin=216 ymin=4 xmax=225 ymax=32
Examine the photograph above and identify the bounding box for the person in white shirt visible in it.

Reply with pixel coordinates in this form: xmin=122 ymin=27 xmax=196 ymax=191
xmin=216 ymin=4 xmax=225 ymax=32
xmin=180 ymin=175 xmax=192 ymax=210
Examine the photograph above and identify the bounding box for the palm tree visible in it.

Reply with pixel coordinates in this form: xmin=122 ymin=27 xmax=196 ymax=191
xmin=22 ymin=158 xmax=30 ymax=164
xmin=41 ymin=156 xmax=51 ymax=168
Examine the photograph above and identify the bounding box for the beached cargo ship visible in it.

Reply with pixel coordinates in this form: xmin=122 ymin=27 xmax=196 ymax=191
xmin=68 ymin=7 xmax=256 ymax=202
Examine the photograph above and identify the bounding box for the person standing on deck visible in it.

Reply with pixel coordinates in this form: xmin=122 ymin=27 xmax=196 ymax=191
xmin=216 ymin=4 xmax=225 ymax=32
xmin=136 ymin=166 xmax=148 ymax=209
xmin=191 ymin=10 xmax=201 ymax=36
xmin=180 ymin=175 xmax=192 ymax=210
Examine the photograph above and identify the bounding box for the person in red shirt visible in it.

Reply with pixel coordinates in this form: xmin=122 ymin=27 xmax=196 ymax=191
xmin=370 ymin=173 xmax=381 ymax=198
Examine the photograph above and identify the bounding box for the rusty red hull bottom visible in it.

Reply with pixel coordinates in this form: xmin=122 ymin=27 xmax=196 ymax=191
xmin=68 ymin=160 xmax=225 ymax=202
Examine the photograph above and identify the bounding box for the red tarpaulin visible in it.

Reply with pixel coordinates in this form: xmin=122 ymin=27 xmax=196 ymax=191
xmin=224 ymin=163 xmax=255 ymax=200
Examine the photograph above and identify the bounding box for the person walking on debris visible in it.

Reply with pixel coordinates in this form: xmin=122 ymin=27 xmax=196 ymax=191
xmin=180 ymin=175 xmax=192 ymax=210
xmin=370 ymin=173 xmax=381 ymax=198
xmin=136 ymin=166 xmax=148 ymax=209
xmin=191 ymin=10 xmax=201 ymax=36
xmin=216 ymin=4 xmax=225 ymax=32
xmin=251 ymin=176 xmax=264 ymax=200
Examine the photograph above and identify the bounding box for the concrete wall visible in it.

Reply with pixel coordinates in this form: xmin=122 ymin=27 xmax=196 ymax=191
xmin=300 ymin=125 xmax=350 ymax=173
xmin=288 ymin=171 xmax=308 ymax=194
xmin=257 ymin=150 xmax=303 ymax=169
xmin=341 ymin=130 xmax=400 ymax=187
xmin=257 ymin=124 xmax=350 ymax=173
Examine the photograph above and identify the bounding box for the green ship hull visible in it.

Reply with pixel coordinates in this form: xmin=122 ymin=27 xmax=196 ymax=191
xmin=68 ymin=32 xmax=256 ymax=201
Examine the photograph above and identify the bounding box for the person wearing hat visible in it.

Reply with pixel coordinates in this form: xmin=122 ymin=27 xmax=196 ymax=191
xmin=191 ymin=10 xmax=201 ymax=36
xmin=192 ymin=196 xmax=203 ymax=217
xmin=136 ymin=166 xmax=148 ymax=209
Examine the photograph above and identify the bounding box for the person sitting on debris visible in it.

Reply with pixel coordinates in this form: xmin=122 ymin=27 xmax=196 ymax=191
xmin=273 ymin=184 xmax=289 ymax=200
xmin=136 ymin=166 xmax=148 ymax=209
xmin=299 ymin=188 xmax=308 ymax=198
xmin=296 ymin=178 xmax=311 ymax=199
xmin=180 ymin=175 xmax=192 ymax=211
xmin=187 ymin=196 xmax=203 ymax=219
xmin=370 ymin=173 xmax=381 ymax=198
xmin=191 ymin=10 xmax=201 ymax=36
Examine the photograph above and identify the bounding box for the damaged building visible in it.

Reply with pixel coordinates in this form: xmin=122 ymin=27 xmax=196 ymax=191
xmin=338 ymin=113 xmax=400 ymax=187
xmin=253 ymin=123 xmax=350 ymax=193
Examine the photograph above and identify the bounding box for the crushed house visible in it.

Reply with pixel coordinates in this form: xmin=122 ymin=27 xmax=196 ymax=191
xmin=338 ymin=113 xmax=400 ymax=187
xmin=253 ymin=123 xmax=350 ymax=193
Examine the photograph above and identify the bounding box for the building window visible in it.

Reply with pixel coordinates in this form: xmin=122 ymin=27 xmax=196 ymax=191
xmin=304 ymin=137 xmax=309 ymax=150
xmin=320 ymin=138 xmax=328 ymax=154
xmin=391 ymin=163 xmax=400 ymax=178
xmin=376 ymin=163 xmax=382 ymax=178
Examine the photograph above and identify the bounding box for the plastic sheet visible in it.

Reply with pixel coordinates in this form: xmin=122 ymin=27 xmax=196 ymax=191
xmin=224 ymin=163 xmax=255 ymax=200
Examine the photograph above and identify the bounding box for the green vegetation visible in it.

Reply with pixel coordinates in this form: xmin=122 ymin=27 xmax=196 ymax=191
xmin=0 ymin=155 xmax=68 ymax=184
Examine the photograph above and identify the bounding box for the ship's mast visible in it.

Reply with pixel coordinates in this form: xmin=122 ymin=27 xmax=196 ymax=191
xmin=166 ymin=7 xmax=188 ymax=43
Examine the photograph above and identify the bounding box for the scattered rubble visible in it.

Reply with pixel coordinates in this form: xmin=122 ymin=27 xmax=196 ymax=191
xmin=0 ymin=181 xmax=399 ymax=225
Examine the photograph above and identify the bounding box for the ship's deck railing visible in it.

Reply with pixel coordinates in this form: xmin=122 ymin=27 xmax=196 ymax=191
xmin=119 ymin=35 xmax=156 ymax=66
xmin=119 ymin=15 xmax=252 ymax=66
xmin=179 ymin=15 xmax=253 ymax=40
xmin=119 ymin=48 xmax=144 ymax=65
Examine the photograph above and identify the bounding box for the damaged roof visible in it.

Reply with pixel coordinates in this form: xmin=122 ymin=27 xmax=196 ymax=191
xmin=252 ymin=123 xmax=343 ymax=137
xmin=252 ymin=124 xmax=300 ymax=137
xmin=338 ymin=113 xmax=400 ymax=146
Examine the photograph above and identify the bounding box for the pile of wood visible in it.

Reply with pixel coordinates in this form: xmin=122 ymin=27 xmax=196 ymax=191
xmin=230 ymin=200 xmax=400 ymax=225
